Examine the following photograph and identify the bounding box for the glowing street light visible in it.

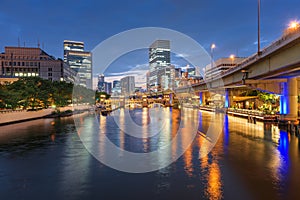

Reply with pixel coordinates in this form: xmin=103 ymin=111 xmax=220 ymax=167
xmin=288 ymin=20 xmax=300 ymax=30
xmin=211 ymin=43 xmax=216 ymax=50
xmin=210 ymin=43 xmax=216 ymax=70
xmin=210 ymin=43 xmax=216 ymax=78
xmin=230 ymin=54 xmax=235 ymax=65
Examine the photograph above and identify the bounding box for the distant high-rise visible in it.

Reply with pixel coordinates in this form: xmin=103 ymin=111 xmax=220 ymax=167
xmin=120 ymin=76 xmax=135 ymax=96
xmin=105 ymin=82 xmax=112 ymax=94
xmin=97 ymin=74 xmax=105 ymax=92
xmin=111 ymin=80 xmax=121 ymax=96
xmin=148 ymin=40 xmax=170 ymax=91
xmin=158 ymin=65 xmax=175 ymax=90
xmin=64 ymin=40 xmax=92 ymax=89
xmin=187 ymin=66 xmax=196 ymax=77
xmin=113 ymin=80 xmax=120 ymax=88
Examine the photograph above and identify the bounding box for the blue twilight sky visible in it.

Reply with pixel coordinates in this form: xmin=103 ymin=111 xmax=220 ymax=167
xmin=1 ymin=0 xmax=300 ymax=86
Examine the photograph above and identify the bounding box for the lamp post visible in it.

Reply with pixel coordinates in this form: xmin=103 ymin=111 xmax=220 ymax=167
xmin=230 ymin=54 xmax=235 ymax=65
xmin=257 ymin=0 xmax=261 ymax=54
xmin=210 ymin=43 xmax=216 ymax=68
xmin=209 ymin=43 xmax=216 ymax=81
xmin=288 ymin=20 xmax=300 ymax=30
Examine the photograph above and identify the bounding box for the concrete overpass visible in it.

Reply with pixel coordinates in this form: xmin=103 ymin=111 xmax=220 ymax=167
xmin=175 ymin=28 xmax=300 ymax=121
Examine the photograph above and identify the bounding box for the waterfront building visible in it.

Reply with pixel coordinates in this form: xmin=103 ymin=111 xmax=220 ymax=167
xmin=64 ymin=40 xmax=92 ymax=89
xmin=205 ymin=57 xmax=245 ymax=79
xmin=62 ymin=62 xmax=78 ymax=83
xmin=148 ymin=40 xmax=170 ymax=91
xmin=120 ymin=76 xmax=135 ymax=96
xmin=0 ymin=46 xmax=76 ymax=82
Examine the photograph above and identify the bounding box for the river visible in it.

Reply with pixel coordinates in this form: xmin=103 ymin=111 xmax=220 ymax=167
xmin=0 ymin=108 xmax=300 ymax=200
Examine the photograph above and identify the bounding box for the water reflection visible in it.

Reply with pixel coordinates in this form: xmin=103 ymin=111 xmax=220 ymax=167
xmin=1 ymin=108 xmax=300 ymax=199
xmin=199 ymin=121 xmax=223 ymax=200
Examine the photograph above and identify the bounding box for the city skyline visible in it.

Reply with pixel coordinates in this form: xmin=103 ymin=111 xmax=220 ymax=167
xmin=0 ymin=0 xmax=300 ymax=89
xmin=1 ymin=0 xmax=300 ymax=82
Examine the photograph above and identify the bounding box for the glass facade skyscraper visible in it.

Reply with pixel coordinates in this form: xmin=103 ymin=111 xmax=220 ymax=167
xmin=148 ymin=40 xmax=170 ymax=91
xmin=64 ymin=40 xmax=92 ymax=89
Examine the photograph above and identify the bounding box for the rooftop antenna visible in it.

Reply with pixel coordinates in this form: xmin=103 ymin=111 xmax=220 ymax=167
xmin=18 ymin=37 xmax=20 ymax=47
xmin=42 ymin=42 xmax=44 ymax=49
xmin=24 ymin=42 xmax=25 ymax=47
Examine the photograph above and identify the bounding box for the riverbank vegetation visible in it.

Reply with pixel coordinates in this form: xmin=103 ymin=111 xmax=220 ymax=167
xmin=0 ymin=77 xmax=95 ymax=110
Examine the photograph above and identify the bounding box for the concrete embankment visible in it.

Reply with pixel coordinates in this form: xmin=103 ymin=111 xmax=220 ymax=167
xmin=0 ymin=109 xmax=53 ymax=126
xmin=0 ymin=105 xmax=91 ymax=126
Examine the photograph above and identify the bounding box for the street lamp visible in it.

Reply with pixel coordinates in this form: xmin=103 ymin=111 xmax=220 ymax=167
xmin=288 ymin=20 xmax=300 ymax=30
xmin=210 ymin=43 xmax=216 ymax=67
xmin=257 ymin=0 xmax=261 ymax=54
xmin=210 ymin=43 xmax=216 ymax=80
xmin=230 ymin=54 xmax=235 ymax=65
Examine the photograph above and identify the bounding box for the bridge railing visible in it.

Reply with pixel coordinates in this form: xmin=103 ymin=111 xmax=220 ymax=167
xmin=220 ymin=28 xmax=300 ymax=79
xmin=177 ymin=28 xmax=300 ymax=90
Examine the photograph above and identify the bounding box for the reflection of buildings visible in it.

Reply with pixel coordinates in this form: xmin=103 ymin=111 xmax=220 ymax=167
xmin=63 ymin=40 xmax=92 ymax=88
xmin=0 ymin=46 xmax=76 ymax=82
xmin=148 ymin=40 xmax=171 ymax=91
xmin=120 ymin=76 xmax=135 ymax=96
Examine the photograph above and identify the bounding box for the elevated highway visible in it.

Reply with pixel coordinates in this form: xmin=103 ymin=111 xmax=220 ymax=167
xmin=175 ymin=29 xmax=300 ymax=121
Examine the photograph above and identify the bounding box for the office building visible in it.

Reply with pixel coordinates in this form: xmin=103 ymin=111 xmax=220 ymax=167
xmin=148 ymin=40 xmax=170 ymax=91
xmin=0 ymin=46 xmax=76 ymax=82
xmin=64 ymin=40 xmax=92 ymax=89
xmin=158 ymin=65 xmax=175 ymax=90
xmin=120 ymin=76 xmax=135 ymax=96
xmin=205 ymin=57 xmax=245 ymax=79
xmin=113 ymin=80 xmax=120 ymax=88
xmin=97 ymin=74 xmax=105 ymax=92
xmin=175 ymin=68 xmax=182 ymax=78
xmin=105 ymin=82 xmax=112 ymax=94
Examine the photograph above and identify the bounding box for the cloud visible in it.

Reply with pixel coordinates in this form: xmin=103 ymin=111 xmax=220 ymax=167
xmin=253 ymin=39 xmax=268 ymax=45
xmin=174 ymin=53 xmax=190 ymax=58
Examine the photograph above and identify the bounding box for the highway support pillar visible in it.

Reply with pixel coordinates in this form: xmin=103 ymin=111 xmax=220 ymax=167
xmin=280 ymin=77 xmax=298 ymax=121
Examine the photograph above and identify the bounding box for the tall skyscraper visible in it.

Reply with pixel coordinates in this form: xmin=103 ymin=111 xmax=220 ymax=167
xmin=148 ymin=40 xmax=170 ymax=91
xmin=64 ymin=40 xmax=92 ymax=89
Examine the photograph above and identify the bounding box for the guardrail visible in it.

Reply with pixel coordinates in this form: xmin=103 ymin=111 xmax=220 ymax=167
xmin=220 ymin=28 xmax=300 ymax=79
xmin=177 ymin=28 xmax=300 ymax=90
xmin=227 ymin=108 xmax=278 ymax=121
xmin=0 ymin=109 xmax=26 ymax=114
